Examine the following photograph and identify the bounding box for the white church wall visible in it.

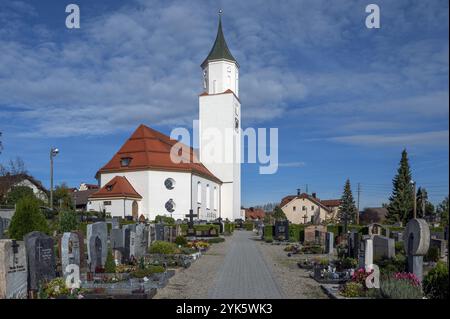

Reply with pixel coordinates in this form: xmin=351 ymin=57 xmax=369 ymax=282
xmin=147 ymin=170 xmax=191 ymax=221
xmin=100 ymin=170 xmax=150 ymax=217
xmin=87 ymin=198 xmax=137 ymax=218
xmin=206 ymin=60 xmax=238 ymax=95
xmin=191 ymin=174 xmax=221 ymax=221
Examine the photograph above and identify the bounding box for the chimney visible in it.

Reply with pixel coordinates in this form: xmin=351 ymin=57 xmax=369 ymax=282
xmin=297 ymin=188 xmax=301 ymax=196
xmin=312 ymin=192 xmax=317 ymax=198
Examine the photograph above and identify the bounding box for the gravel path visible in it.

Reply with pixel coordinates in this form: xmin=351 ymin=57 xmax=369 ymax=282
xmin=154 ymin=236 xmax=231 ymax=299
xmin=257 ymin=241 xmax=328 ymax=299
xmin=208 ymin=231 xmax=284 ymax=299
xmin=155 ymin=231 xmax=328 ymax=299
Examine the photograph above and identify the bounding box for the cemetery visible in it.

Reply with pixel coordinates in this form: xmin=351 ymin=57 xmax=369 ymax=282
xmin=0 ymin=202 xmax=233 ymax=299
xmin=260 ymin=218 xmax=448 ymax=299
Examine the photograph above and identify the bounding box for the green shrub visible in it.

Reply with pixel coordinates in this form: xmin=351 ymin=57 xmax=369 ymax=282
xmin=378 ymin=254 xmax=407 ymax=275
xmin=207 ymin=237 xmax=225 ymax=244
xmin=149 ymin=241 xmax=178 ymax=254
xmin=59 ymin=211 xmax=79 ymax=233
xmin=380 ymin=275 xmax=423 ymax=299
xmin=174 ymin=235 xmax=188 ymax=246
xmin=341 ymin=257 xmax=358 ymax=269
xmin=395 ymin=241 xmax=405 ymax=255
xmin=104 ymin=249 xmax=116 ymax=273
xmin=244 ymin=222 xmax=253 ymax=231
xmin=288 ymin=224 xmax=303 ymax=242
xmin=265 ymin=237 xmax=273 ymax=243
xmin=154 ymin=215 xmax=175 ymax=225
xmin=341 ymin=282 xmax=365 ymax=298
xmin=9 ymin=196 xmax=49 ymax=240
xmin=224 ymin=223 xmax=235 ymax=234
xmin=423 ymin=261 xmax=449 ymax=299
xmin=263 ymin=225 xmax=273 ymax=240
xmin=131 ymin=265 xmax=165 ymax=278
xmin=424 ymin=246 xmax=440 ymax=263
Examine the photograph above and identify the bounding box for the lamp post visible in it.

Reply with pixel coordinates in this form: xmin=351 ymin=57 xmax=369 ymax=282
xmin=411 ymin=180 xmax=417 ymax=219
xmin=49 ymin=147 xmax=59 ymax=210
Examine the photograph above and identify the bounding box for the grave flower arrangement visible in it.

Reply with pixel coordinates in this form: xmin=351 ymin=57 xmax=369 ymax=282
xmin=187 ymin=240 xmax=210 ymax=251
xmin=39 ymin=278 xmax=86 ymax=299
xmin=378 ymin=272 xmax=423 ymax=299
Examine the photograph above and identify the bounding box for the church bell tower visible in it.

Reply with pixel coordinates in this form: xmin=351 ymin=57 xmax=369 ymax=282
xmin=199 ymin=12 xmax=241 ymax=221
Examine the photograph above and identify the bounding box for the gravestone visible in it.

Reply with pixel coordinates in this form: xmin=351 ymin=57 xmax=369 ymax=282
xmin=348 ymin=231 xmax=361 ymax=258
xmin=373 ymin=235 xmax=395 ymax=260
xmin=185 ymin=209 xmax=198 ymax=237
xmin=430 ymin=238 xmax=446 ymax=258
xmin=129 ymin=231 xmax=136 ymax=258
xmin=111 ymin=218 xmax=120 ymax=229
xmin=111 ymin=228 xmax=124 ymax=251
xmin=391 ymin=231 xmax=403 ymax=243
xmin=88 ymin=236 xmax=103 ymax=272
xmin=364 ymin=239 xmax=374 ymax=270
xmin=148 ymin=224 xmax=156 ymax=246
xmin=134 ymin=224 xmax=148 ymax=258
xmin=155 ymin=223 xmax=165 ymax=241
xmin=368 ymin=223 xmax=389 ymax=237
xmin=60 ymin=232 xmax=81 ymax=278
xmin=274 ymin=220 xmax=289 ymax=241
xmin=0 ymin=217 xmax=4 ymax=239
xmin=0 ymin=240 xmax=28 ymax=299
xmin=325 ymin=232 xmax=334 ymax=254
xmin=304 ymin=225 xmax=327 ymax=244
xmin=123 ymin=228 xmax=131 ymax=263
xmin=87 ymin=222 xmax=107 ymax=267
xmin=404 ymin=218 xmax=430 ymax=282
xmin=24 ymin=231 xmax=56 ymax=292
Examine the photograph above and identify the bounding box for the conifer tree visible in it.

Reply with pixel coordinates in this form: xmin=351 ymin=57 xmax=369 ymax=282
xmin=387 ymin=149 xmax=414 ymax=224
xmin=338 ymin=179 xmax=358 ymax=232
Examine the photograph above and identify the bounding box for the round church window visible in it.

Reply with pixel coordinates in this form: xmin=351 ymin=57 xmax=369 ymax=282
xmin=165 ymin=199 xmax=176 ymax=213
xmin=164 ymin=178 xmax=175 ymax=190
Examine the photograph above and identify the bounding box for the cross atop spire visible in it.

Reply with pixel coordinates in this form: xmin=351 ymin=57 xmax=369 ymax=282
xmin=201 ymin=12 xmax=237 ymax=67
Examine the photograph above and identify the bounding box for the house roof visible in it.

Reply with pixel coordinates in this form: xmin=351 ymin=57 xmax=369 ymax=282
xmin=280 ymin=193 xmax=331 ymax=212
xmin=0 ymin=173 xmax=48 ymax=195
xmin=245 ymin=207 xmax=265 ymax=220
xmin=201 ymin=15 xmax=237 ymax=68
xmin=321 ymin=199 xmax=341 ymax=208
xmin=70 ymin=189 xmax=99 ymax=206
xmin=96 ymin=124 xmax=221 ymax=184
xmin=89 ymin=176 xmax=142 ymax=200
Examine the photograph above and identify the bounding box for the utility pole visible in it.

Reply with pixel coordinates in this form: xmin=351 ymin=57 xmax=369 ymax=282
xmin=411 ymin=180 xmax=417 ymax=219
xmin=357 ymin=183 xmax=361 ymax=225
xmin=49 ymin=147 xmax=59 ymax=211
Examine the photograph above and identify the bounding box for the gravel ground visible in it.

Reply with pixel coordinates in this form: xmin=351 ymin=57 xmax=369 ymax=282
xmin=256 ymin=239 xmax=329 ymax=299
xmin=154 ymin=237 xmax=231 ymax=299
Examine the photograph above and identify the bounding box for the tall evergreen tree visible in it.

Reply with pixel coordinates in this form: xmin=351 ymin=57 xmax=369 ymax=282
xmin=338 ymin=179 xmax=357 ymax=232
xmin=272 ymin=206 xmax=287 ymax=221
xmin=387 ymin=149 xmax=414 ymax=224
xmin=436 ymin=196 xmax=449 ymax=226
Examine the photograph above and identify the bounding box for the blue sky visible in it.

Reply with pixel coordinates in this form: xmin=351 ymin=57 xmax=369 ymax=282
xmin=0 ymin=0 xmax=448 ymax=208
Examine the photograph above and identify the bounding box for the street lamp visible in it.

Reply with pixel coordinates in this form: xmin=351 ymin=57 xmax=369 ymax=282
xmin=49 ymin=147 xmax=59 ymax=210
xmin=411 ymin=180 xmax=417 ymax=219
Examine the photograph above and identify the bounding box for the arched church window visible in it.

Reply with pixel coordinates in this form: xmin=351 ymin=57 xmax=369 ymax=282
xmin=164 ymin=178 xmax=175 ymax=190
xmin=206 ymin=184 xmax=210 ymax=209
xmin=214 ymin=187 xmax=218 ymax=211
xmin=197 ymin=182 xmax=201 ymax=203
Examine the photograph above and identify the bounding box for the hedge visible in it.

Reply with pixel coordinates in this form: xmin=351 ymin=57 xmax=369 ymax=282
xmin=288 ymin=224 xmax=305 ymax=242
xmin=263 ymin=225 xmax=273 ymax=241
xmin=180 ymin=224 xmax=220 ymax=233
xmin=224 ymin=223 xmax=235 ymax=234
xmin=243 ymin=222 xmax=253 ymax=231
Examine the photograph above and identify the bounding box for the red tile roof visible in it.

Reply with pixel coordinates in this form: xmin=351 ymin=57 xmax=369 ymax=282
xmin=96 ymin=124 xmax=221 ymax=183
xmin=89 ymin=176 xmax=142 ymax=199
xmin=321 ymin=199 xmax=341 ymax=207
xmin=245 ymin=207 xmax=265 ymax=220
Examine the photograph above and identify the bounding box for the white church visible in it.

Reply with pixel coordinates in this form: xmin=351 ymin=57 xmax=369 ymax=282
xmin=87 ymin=15 xmax=243 ymax=222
